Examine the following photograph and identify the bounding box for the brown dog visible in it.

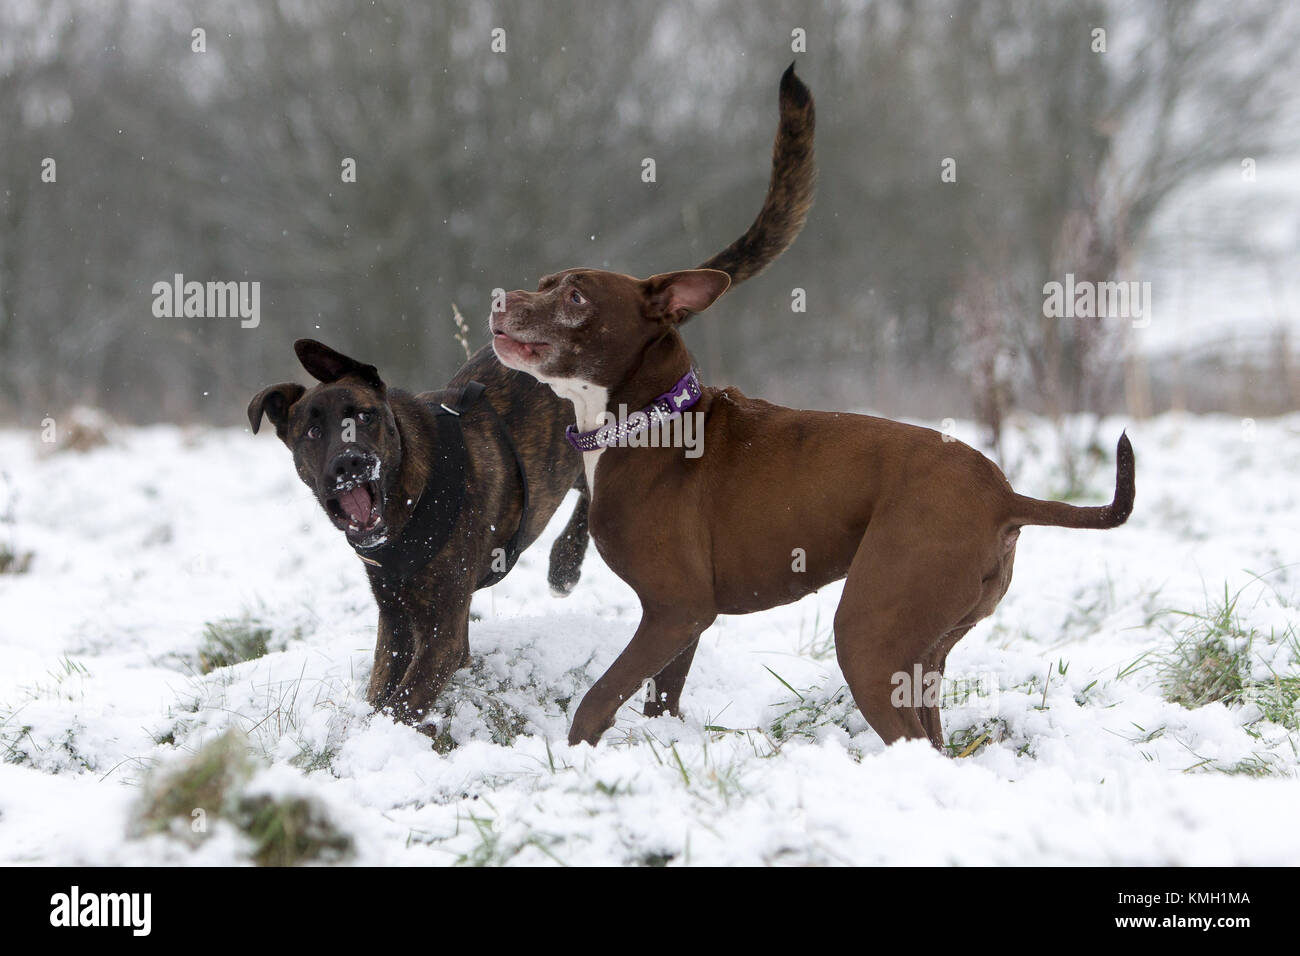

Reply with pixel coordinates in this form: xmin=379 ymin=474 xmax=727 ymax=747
xmin=249 ymin=340 xmax=589 ymax=726
xmin=492 ymin=66 xmax=1135 ymax=749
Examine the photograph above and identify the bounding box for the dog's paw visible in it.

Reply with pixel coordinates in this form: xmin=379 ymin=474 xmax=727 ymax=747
xmin=547 ymin=490 xmax=589 ymax=596
xmin=546 ymin=537 xmax=584 ymax=596
xmin=546 ymin=574 xmax=577 ymax=598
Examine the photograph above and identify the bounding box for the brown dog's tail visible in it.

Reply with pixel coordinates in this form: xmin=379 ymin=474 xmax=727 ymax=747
xmin=1009 ymin=432 xmax=1135 ymax=530
xmin=694 ymin=62 xmax=816 ymax=291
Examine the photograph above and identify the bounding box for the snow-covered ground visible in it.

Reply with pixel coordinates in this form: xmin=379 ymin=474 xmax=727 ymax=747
xmin=0 ymin=412 xmax=1297 ymax=865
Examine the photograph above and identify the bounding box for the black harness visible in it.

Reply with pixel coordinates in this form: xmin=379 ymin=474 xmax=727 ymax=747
xmin=352 ymin=381 xmax=531 ymax=590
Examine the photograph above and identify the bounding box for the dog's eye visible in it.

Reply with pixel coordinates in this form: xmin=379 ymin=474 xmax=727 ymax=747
xmin=307 ymin=425 xmax=322 ymax=440
xmin=569 ymin=289 xmax=587 ymax=306
xmin=356 ymin=411 xmax=373 ymax=424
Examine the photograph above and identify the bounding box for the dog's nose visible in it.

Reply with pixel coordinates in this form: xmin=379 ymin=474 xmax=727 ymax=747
xmin=328 ymin=450 xmax=372 ymax=482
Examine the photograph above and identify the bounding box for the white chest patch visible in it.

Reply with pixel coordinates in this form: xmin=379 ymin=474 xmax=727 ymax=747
xmin=540 ymin=375 xmax=609 ymax=497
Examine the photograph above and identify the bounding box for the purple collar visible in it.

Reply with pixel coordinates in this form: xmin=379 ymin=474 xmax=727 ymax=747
xmin=565 ymin=368 xmax=703 ymax=452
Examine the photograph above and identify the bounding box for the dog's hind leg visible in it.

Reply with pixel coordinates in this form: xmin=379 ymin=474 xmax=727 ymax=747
xmin=569 ymin=604 xmax=715 ymax=746
xmin=833 ymin=523 xmax=984 ymax=750
xmin=918 ymin=625 xmax=973 ymax=748
xmin=918 ymin=541 xmax=1017 ymax=746
xmin=548 ymin=477 xmax=590 ymax=596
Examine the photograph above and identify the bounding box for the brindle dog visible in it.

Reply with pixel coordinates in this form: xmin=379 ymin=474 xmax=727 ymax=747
xmin=249 ymin=339 xmax=589 ymax=726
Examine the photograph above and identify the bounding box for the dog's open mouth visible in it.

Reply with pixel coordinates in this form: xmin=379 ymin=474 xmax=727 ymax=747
xmin=326 ymin=479 xmax=384 ymax=538
xmin=491 ymin=323 xmax=548 ymax=364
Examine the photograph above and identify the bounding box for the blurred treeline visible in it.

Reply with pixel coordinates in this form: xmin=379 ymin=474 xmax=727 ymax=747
xmin=1 ymin=0 xmax=1298 ymax=448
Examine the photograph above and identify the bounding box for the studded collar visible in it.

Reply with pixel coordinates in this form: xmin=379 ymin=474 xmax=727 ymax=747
xmin=564 ymin=368 xmax=703 ymax=453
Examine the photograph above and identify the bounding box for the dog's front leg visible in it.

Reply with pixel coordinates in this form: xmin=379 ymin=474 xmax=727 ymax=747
xmin=366 ymin=607 xmax=413 ymax=707
xmin=569 ymin=605 xmax=714 ymax=746
xmin=380 ymin=592 xmax=472 ymax=728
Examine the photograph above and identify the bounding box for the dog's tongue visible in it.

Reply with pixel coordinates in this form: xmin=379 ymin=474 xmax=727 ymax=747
xmin=339 ymin=485 xmax=372 ymax=523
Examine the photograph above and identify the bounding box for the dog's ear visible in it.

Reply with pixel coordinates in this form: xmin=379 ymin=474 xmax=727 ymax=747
xmin=294 ymin=339 xmax=385 ymax=393
xmin=248 ymin=383 xmax=306 ymax=440
xmin=641 ymin=269 xmax=731 ymax=324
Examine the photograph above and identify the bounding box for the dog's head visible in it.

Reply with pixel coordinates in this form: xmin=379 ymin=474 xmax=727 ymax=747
xmin=248 ymin=339 xmax=404 ymax=549
xmin=489 ymin=268 xmax=730 ymax=389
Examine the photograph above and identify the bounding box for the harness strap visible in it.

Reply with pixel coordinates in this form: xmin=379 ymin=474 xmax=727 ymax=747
xmin=353 ymin=409 xmax=467 ymax=580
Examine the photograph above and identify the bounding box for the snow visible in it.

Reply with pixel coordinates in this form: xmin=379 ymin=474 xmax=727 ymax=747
xmin=0 ymin=412 xmax=1297 ymax=865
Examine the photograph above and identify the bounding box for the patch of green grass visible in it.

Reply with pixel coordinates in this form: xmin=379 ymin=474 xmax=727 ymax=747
xmin=195 ymin=615 xmax=283 ymax=674
xmin=1 ymin=658 xmax=95 ymax=771
xmin=131 ymin=730 xmax=354 ymax=866
xmin=239 ymin=792 xmax=355 ymax=866
xmin=0 ymin=544 xmax=33 ymax=575
xmin=153 ymin=660 xmax=355 ymax=779
xmin=133 ymin=731 xmax=256 ymax=831
xmin=946 ymin=717 xmax=1012 ymax=758
xmin=942 ymin=668 xmax=1047 ymax=758
xmin=1216 ymin=754 xmax=1287 ymax=778
xmin=0 ymin=706 xmax=33 ymax=764
xmin=290 ymin=744 xmax=340 ymax=774
xmin=1162 ymin=632 xmax=1244 ymax=710
xmin=430 ymin=680 xmax=529 ymax=753
xmin=1251 ymin=626 xmax=1300 ymax=732
xmin=0 ymin=709 xmax=40 ymax=767
xmin=765 ymin=665 xmax=1020 ymax=758
xmin=765 ymin=670 xmax=858 ymax=746
xmin=1158 ymin=583 xmax=1300 ymax=733
xmin=146 ymin=686 xmax=206 ymax=753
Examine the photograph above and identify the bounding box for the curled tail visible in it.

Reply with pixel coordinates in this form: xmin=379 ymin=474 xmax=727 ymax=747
xmin=694 ymin=62 xmax=816 ymax=289
xmin=1010 ymin=432 xmax=1135 ymax=530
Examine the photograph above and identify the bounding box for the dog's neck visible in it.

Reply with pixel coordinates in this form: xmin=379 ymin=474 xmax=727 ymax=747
xmin=545 ymin=378 xmax=608 ymax=435
xmin=543 ymin=376 xmax=608 ymax=494
xmin=544 ymin=331 xmax=695 ymax=496
xmin=608 ymin=330 xmax=695 ymax=417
